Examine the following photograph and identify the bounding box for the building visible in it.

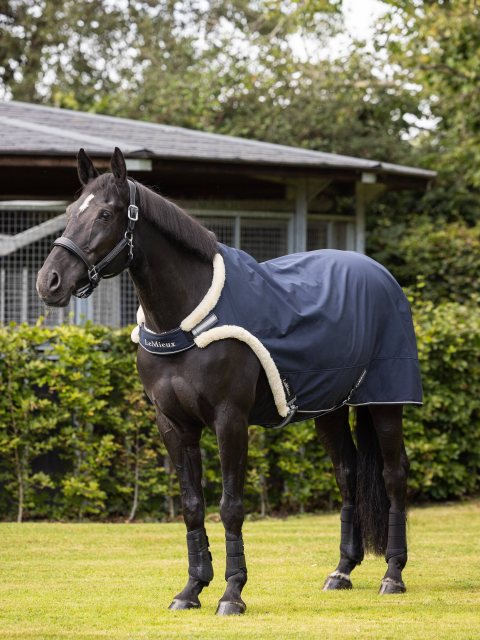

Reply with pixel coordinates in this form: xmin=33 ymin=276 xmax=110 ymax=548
xmin=0 ymin=100 xmax=435 ymax=326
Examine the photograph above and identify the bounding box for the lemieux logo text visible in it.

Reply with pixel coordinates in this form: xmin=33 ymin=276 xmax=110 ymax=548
xmin=144 ymin=339 xmax=177 ymax=348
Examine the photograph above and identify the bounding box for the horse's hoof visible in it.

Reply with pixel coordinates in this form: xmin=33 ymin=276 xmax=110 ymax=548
xmin=216 ymin=600 xmax=246 ymax=616
xmin=379 ymin=577 xmax=406 ymax=595
xmin=168 ymin=598 xmax=200 ymax=610
xmin=323 ymin=571 xmax=352 ymax=591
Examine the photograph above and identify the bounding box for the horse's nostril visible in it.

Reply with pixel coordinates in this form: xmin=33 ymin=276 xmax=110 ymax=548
xmin=48 ymin=270 xmax=61 ymax=292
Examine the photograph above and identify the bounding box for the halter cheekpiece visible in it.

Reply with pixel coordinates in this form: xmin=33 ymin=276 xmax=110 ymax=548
xmin=52 ymin=179 xmax=139 ymax=298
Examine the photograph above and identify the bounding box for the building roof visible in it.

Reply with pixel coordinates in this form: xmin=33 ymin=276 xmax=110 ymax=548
xmin=0 ymin=100 xmax=436 ymax=180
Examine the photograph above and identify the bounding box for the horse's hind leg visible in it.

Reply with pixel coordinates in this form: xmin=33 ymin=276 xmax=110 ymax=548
xmin=156 ymin=412 xmax=213 ymax=610
xmin=369 ymin=404 xmax=409 ymax=594
xmin=315 ymin=405 xmax=364 ymax=590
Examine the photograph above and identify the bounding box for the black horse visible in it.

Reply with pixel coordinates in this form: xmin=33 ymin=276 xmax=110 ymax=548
xmin=37 ymin=148 xmax=420 ymax=615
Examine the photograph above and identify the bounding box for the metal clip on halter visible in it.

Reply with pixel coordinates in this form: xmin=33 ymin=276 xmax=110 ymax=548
xmin=88 ymin=266 xmax=99 ymax=283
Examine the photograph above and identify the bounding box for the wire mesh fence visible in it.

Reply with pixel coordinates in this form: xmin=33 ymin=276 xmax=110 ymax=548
xmin=0 ymin=204 xmax=353 ymax=328
xmin=0 ymin=205 xmax=72 ymax=326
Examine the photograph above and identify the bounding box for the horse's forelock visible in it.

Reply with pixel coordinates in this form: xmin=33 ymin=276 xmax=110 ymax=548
xmin=75 ymin=173 xmax=126 ymax=201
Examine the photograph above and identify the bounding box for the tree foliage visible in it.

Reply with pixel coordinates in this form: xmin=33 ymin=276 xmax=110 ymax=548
xmin=368 ymin=217 xmax=480 ymax=304
xmin=0 ymin=0 xmax=421 ymax=163
xmin=0 ymin=0 xmax=341 ymax=108
xmin=2 ymin=0 xmax=479 ymax=208
xmin=0 ymin=0 xmax=131 ymax=106
xmin=377 ymin=0 xmax=480 ymax=221
xmin=406 ymin=294 xmax=480 ymax=500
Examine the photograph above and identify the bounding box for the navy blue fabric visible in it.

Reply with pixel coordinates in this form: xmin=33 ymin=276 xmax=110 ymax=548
xmin=213 ymin=245 xmax=422 ymax=425
xmin=139 ymin=324 xmax=195 ymax=355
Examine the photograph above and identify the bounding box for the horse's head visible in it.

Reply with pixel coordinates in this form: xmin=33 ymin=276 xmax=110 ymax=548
xmin=37 ymin=147 xmax=136 ymax=306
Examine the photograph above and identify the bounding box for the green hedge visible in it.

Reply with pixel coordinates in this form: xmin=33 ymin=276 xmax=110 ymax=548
xmin=0 ymin=297 xmax=479 ymax=521
xmin=405 ymin=296 xmax=480 ymax=499
xmin=368 ymin=220 xmax=480 ymax=304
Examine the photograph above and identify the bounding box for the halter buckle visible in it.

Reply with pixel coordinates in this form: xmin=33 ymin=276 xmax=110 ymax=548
xmin=88 ymin=265 xmax=99 ymax=283
xmin=128 ymin=204 xmax=139 ymax=221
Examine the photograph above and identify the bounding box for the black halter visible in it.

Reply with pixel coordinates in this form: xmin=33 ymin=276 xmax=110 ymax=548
xmin=53 ymin=179 xmax=139 ymax=298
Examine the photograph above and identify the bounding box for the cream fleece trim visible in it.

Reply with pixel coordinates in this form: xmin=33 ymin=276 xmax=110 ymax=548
xmin=130 ymin=306 xmax=145 ymax=343
xmin=194 ymin=325 xmax=289 ymax=418
xmin=132 ymin=253 xmax=225 ymax=343
xmin=137 ymin=306 xmax=145 ymax=326
xmin=180 ymin=253 xmax=225 ymax=331
xmin=130 ymin=252 xmax=289 ymax=418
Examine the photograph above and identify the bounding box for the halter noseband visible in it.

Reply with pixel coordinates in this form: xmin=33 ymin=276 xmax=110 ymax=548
xmin=52 ymin=179 xmax=139 ymax=299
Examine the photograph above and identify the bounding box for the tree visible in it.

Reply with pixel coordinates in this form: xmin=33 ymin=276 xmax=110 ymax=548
xmin=368 ymin=216 xmax=480 ymax=304
xmin=1 ymin=0 xmax=423 ymax=166
xmin=0 ymin=0 xmax=131 ymax=105
xmin=376 ymin=0 xmax=480 ymax=222
xmin=0 ymin=1 xmax=341 ymax=109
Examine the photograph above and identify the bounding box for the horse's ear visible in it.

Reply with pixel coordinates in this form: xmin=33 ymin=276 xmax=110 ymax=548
xmin=77 ymin=148 xmax=99 ymax=185
xmin=111 ymin=147 xmax=127 ymax=184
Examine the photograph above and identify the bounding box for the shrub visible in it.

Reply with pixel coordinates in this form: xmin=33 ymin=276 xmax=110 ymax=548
xmin=405 ymin=295 xmax=480 ymax=500
xmin=368 ymin=219 xmax=480 ymax=304
xmin=0 ymin=297 xmax=478 ymax=520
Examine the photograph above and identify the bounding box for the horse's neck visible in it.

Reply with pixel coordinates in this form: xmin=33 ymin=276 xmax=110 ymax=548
xmin=129 ymin=219 xmax=213 ymax=333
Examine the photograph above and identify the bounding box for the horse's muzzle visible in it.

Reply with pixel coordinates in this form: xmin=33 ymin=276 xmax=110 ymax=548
xmin=36 ymin=264 xmax=72 ymax=307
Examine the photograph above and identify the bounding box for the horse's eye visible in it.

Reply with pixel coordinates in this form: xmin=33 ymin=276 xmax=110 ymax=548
xmin=100 ymin=210 xmax=112 ymax=221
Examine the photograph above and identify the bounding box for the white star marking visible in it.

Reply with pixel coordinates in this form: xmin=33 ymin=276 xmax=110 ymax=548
xmin=79 ymin=193 xmax=95 ymax=213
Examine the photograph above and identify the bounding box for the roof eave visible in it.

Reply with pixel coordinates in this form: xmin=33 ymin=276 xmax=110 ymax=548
xmin=0 ymin=149 xmax=436 ymax=188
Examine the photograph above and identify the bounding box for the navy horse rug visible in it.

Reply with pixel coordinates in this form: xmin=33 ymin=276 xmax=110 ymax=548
xmin=133 ymin=245 xmax=422 ymax=427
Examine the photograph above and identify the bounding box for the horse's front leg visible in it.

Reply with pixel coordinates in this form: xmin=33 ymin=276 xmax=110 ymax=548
xmin=214 ymin=405 xmax=249 ymax=615
xmin=157 ymin=412 xmax=213 ymax=610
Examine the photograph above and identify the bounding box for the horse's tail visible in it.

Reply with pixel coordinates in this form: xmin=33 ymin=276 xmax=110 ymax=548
xmin=355 ymin=406 xmax=389 ymax=555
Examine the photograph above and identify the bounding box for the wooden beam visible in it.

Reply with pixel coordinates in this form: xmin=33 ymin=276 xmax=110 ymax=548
xmin=0 ymin=213 xmax=67 ymax=256
xmin=306 ymin=179 xmax=332 ymax=203
xmin=249 ymin=175 xmax=331 ymax=203
xmin=0 ymin=155 xmax=152 ymax=171
xmin=126 ymin=158 xmax=152 ymax=172
xmin=0 ymin=155 xmax=434 ymax=192
xmin=294 ymin=179 xmax=307 ymax=253
xmin=0 ymin=155 xmax=110 ymax=168
xmin=0 ymin=201 xmax=67 ymax=211
xmin=355 ymin=183 xmax=366 ymax=254
xmin=355 ymin=181 xmax=387 ymax=253
xmin=176 ymin=199 xmax=295 ymax=212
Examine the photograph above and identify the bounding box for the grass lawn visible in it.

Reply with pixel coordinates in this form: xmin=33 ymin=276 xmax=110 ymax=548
xmin=0 ymin=501 xmax=479 ymax=640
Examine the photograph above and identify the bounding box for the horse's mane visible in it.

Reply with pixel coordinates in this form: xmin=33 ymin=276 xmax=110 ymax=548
xmin=137 ymin=182 xmax=218 ymax=262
